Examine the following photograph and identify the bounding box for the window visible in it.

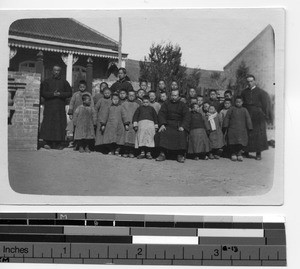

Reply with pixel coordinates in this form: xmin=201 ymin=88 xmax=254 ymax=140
xmin=19 ymin=61 xmax=37 ymax=73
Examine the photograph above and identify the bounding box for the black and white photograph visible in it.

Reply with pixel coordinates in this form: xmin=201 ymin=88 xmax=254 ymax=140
xmin=2 ymin=8 xmax=284 ymax=204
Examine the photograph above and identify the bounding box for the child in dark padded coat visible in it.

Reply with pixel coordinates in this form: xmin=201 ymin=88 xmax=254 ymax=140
xmin=133 ymin=95 xmax=158 ymax=160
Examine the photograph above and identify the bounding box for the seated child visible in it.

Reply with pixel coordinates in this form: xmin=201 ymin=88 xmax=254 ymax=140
xmin=122 ymin=89 xmax=140 ymax=158
xmin=207 ymin=105 xmax=224 ymax=159
xmin=188 ymin=103 xmax=210 ymax=160
xmin=95 ymin=87 xmax=112 ymax=148
xmin=223 ymin=96 xmax=253 ymax=161
xmin=133 ymin=95 xmax=158 ymax=159
xmin=100 ymin=93 xmax=129 ymax=155
xmin=73 ymin=94 xmax=97 ymax=153
xmin=149 ymin=90 xmax=161 ymax=114
xmin=119 ymin=89 xmax=128 ymax=105
xmin=67 ymin=80 xmax=93 ymax=149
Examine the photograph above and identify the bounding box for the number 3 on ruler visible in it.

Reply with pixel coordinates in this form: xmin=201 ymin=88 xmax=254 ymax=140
xmin=214 ymin=249 xmax=219 ymax=256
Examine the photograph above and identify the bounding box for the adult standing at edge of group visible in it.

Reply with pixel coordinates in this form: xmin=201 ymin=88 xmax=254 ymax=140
xmin=110 ymin=67 xmax=134 ymax=94
xmin=241 ymin=74 xmax=273 ymax=160
xmin=155 ymin=88 xmax=191 ymax=163
xmin=40 ymin=65 xmax=72 ymax=150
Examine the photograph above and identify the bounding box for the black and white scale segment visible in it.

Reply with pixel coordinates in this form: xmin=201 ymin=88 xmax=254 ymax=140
xmin=0 ymin=213 xmax=286 ymax=266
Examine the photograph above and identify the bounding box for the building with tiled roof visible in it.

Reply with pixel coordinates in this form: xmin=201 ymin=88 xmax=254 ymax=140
xmin=8 ymin=18 xmax=128 ymax=91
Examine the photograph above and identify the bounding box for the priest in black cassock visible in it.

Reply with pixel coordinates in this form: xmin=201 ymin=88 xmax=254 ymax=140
xmin=241 ymin=75 xmax=273 ymax=160
xmin=155 ymin=88 xmax=191 ymax=163
xmin=40 ymin=65 xmax=72 ymax=149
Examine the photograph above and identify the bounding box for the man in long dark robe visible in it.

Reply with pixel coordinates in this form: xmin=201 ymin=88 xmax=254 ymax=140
xmin=40 ymin=66 xmax=72 ymax=149
xmin=241 ymin=75 xmax=273 ymax=160
xmin=155 ymin=89 xmax=191 ymax=163
xmin=110 ymin=67 xmax=134 ymax=94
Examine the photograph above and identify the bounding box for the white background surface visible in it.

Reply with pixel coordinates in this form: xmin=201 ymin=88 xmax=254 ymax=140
xmin=0 ymin=0 xmax=299 ymax=268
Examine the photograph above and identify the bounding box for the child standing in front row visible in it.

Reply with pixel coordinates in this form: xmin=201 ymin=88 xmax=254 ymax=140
xmin=122 ymin=89 xmax=140 ymax=158
xmin=133 ymin=95 xmax=158 ymax=159
xmin=67 ymin=80 xmax=93 ymax=149
xmin=219 ymin=98 xmax=232 ymax=124
xmin=207 ymin=105 xmax=224 ymax=159
xmin=188 ymin=103 xmax=210 ymax=160
xmin=100 ymin=93 xmax=129 ymax=155
xmin=223 ymin=96 xmax=253 ymax=162
xmin=73 ymin=94 xmax=97 ymax=153
xmin=94 ymin=87 xmax=112 ymax=150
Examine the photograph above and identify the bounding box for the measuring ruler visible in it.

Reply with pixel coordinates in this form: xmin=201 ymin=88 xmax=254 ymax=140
xmin=0 ymin=213 xmax=286 ymax=266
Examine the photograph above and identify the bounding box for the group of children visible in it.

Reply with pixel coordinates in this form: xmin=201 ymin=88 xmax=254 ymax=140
xmin=67 ymin=79 xmax=253 ymax=162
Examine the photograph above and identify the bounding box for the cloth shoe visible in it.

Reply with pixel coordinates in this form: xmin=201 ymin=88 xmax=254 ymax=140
xmin=231 ymin=154 xmax=237 ymax=161
xmin=79 ymin=146 xmax=85 ymax=153
xmin=115 ymin=148 xmax=121 ymax=156
xmin=44 ymin=144 xmax=51 ymax=150
xmin=208 ymin=153 xmax=214 ymax=159
xmin=237 ymin=155 xmax=243 ymax=162
xmin=256 ymin=152 xmax=262 ymax=160
xmin=177 ymin=155 xmax=185 ymax=163
xmin=128 ymin=153 xmax=135 ymax=158
xmin=156 ymin=152 xmax=166 ymax=161
xmin=137 ymin=151 xmax=145 ymax=159
xmin=85 ymin=146 xmax=91 ymax=153
xmin=146 ymin=152 xmax=153 ymax=160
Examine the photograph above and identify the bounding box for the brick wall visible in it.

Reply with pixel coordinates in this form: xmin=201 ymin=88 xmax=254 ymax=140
xmin=8 ymin=72 xmax=41 ymax=151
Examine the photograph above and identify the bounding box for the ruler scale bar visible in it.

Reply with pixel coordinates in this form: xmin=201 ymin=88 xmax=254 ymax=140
xmin=0 ymin=213 xmax=286 ymax=266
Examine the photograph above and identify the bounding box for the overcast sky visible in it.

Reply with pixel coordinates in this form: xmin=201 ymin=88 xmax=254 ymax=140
xmin=75 ymin=9 xmax=283 ymax=70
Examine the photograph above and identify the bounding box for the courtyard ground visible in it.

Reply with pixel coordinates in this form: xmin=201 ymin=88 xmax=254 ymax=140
xmin=8 ymin=148 xmax=274 ymax=196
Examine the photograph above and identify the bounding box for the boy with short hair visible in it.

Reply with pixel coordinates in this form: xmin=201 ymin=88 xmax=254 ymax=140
xmin=208 ymin=89 xmax=221 ymax=112
xmin=223 ymin=96 xmax=253 ymax=162
xmin=119 ymin=89 xmax=127 ymax=105
xmin=158 ymin=91 xmax=168 ymax=105
xmin=73 ymin=94 xmax=97 ymax=153
xmin=67 ymin=80 xmax=93 ymax=149
xmin=220 ymin=98 xmax=232 ymax=123
xmin=122 ymin=89 xmax=139 ymax=158
xmin=148 ymin=90 xmax=161 ymax=114
xmin=136 ymin=89 xmax=145 ymax=106
xmin=95 ymin=87 xmax=112 ymax=149
xmin=133 ymin=95 xmax=158 ymax=159
xmin=100 ymin=93 xmax=129 ymax=155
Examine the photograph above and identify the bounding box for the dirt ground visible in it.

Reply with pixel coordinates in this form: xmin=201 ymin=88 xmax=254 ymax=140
xmin=8 ymin=148 xmax=274 ymax=196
